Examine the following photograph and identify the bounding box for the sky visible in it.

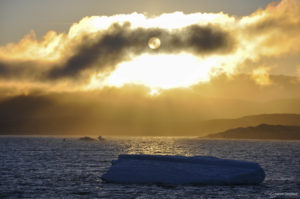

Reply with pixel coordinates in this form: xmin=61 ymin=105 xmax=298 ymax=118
xmin=0 ymin=0 xmax=300 ymax=135
xmin=0 ymin=0 xmax=276 ymax=45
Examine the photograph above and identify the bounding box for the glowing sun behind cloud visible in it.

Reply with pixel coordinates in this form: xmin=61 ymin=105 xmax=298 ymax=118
xmin=87 ymin=53 xmax=216 ymax=92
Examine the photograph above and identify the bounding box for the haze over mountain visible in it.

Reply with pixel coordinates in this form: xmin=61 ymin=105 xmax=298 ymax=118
xmin=1 ymin=80 xmax=300 ymax=136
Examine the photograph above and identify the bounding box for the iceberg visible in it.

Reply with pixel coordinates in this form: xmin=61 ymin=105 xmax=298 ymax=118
xmin=101 ymin=154 xmax=265 ymax=185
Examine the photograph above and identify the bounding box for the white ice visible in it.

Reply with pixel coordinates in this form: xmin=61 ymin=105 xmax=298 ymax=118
xmin=101 ymin=154 xmax=265 ymax=185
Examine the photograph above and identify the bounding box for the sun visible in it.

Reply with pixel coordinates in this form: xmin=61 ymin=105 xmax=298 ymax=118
xmin=148 ymin=37 xmax=161 ymax=49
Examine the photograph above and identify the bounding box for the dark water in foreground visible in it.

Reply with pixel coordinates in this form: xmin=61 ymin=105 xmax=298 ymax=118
xmin=0 ymin=136 xmax=299 ymax=199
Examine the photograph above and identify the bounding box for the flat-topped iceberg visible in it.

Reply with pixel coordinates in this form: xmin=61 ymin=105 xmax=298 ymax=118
xmin=101 ymin=154 xmax=265 ymax=185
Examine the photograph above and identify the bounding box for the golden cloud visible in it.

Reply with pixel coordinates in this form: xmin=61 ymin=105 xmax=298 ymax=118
xmin=0 ymin=0 xmax=299 ymax=95
xmin=251 ymin=67 xmax=272 ymax=86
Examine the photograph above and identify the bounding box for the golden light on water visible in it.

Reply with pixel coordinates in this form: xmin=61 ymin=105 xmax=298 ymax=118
xmin=148 ymin=37 xmax=161 ymax=49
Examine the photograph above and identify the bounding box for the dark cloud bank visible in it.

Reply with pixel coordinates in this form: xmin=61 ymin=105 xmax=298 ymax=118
xmin=0 ymin=23 xmax=235 ymax=81
xmin=49 ymin=23 xmax=234 ymax=79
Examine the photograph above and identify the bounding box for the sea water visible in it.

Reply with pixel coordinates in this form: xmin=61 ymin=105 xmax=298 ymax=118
xmin=0 ymin=136 xmax=299 ymax=198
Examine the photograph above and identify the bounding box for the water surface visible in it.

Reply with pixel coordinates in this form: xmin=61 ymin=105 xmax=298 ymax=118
xmin=0 ymin=136 xmax=299 ymax=198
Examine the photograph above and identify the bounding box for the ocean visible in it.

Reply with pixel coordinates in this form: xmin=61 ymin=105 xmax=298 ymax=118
xmin=0 ymin=136 xmax=299 ymax=199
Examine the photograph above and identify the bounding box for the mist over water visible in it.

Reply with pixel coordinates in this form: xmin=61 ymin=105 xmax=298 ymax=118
xmin=0 ymin=136 xmax=299 ymax=198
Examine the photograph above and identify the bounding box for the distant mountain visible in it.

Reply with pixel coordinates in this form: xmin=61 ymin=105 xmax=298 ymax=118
xmin=206 ymin=124 xmax=300 ymax=140
xmin=198 ymin=114 xmax=300 ymax=135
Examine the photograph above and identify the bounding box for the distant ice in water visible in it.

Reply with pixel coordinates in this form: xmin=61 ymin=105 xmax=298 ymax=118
xmin=101 ymin=154 xmax=265 ymax=185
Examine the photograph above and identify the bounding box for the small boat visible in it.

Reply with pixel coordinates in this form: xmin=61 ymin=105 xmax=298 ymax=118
xmin=79 ymin=136 xmax=96 ymax=141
